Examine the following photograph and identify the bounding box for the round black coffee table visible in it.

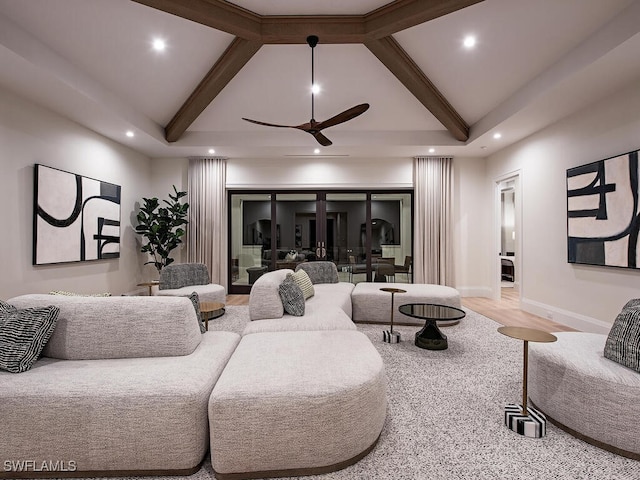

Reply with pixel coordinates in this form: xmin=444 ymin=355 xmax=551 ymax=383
xmin=398 ymin=303 xmax=466 ymax=350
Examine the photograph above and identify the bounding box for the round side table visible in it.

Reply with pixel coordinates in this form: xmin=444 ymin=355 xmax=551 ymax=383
xmin=200 ymin=301 xmax=226 ymax=331
xmin=498 ymin=326 xmax=557 ymax=438
xmin=380 ymin=288 xmax=406 ymax=343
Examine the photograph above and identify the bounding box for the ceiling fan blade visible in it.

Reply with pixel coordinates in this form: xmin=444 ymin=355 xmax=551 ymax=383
xmin=311 ymin=131 xmax=333 ymax=146
xmin=316 ymin=103 xmax=369 ymax=130
xmin=242 ymin=118 xmax=295 ymax=128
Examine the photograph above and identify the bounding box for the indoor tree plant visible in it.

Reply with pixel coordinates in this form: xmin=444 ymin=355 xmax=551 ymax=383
xmin=135 ymin=185 xmax=189 ymax=274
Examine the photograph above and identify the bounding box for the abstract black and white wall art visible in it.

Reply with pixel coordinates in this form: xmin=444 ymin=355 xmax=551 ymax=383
xmin=33 ymin=164 xmax=121 ymax=265
xmin=567 ymin=149 xmax=639 ymax=268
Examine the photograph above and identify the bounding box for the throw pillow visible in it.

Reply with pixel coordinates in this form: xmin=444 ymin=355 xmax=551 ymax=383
xmin=604 ymin=307 xmax=640 ymax=373
xmin=0 ymin=300 xmax=60 ymax=373
xmin=622 ymin=298 xmax=640 ymax=310
xmin=279 ymin=277 xmax=305 ymax=316
xmin=189 ymin=292 xmax=206 ymax=334
xmin=288 ymin=269 xmax=314 ymax=300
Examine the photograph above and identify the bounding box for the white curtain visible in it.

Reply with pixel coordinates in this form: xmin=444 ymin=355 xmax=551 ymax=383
xmin=413 ymin=156 xmax=454 ymax=286
xmin=187 ymin=157 xmax=227 ymax=289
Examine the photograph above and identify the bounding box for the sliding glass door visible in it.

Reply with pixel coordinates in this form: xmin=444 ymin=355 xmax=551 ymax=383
xmin=228 ymin=190 xmax=413 ymax=293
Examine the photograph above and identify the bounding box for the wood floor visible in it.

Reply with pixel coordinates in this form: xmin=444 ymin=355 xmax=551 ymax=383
xmin=227 ymin=287 xmax=576 ymax=334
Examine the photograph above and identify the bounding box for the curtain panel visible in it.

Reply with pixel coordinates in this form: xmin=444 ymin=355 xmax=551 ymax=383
xmin=187 ymin=157 xmax=228 ymax=289
xmin=413 ymin=156 xmax=454 ymax=286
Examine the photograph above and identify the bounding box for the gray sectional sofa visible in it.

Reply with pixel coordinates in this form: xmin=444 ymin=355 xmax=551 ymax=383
xmin=0 ymin=266 xmax=389 ymax=479
xmin=0 ymin=294 xmax=241 ymax=477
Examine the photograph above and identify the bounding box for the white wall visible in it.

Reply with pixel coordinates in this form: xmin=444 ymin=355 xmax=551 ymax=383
xmin=157 ymin=155 xmax=490 ymax=294
xmin=0 ymin=88 xmax=153 ymax=298
xmin=226 ymin=157 xmax=413 ymax=189
xmin=453 ymin=157 xmax=491 ymax=296
xmin=486 ymin=81 xmax=640 ymax=332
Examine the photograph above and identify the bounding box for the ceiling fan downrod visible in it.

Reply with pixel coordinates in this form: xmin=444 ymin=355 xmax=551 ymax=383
xmin=307 ymin=35 xmax=319 ymax=123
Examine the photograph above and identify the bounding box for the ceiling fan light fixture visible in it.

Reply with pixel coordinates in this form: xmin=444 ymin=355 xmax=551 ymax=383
xmin=241 ymin=34 xmax=369 ymax=146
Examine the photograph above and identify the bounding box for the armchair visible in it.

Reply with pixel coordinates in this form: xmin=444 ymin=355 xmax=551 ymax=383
xmin=156 ymin=263 xmax=225 ymax=303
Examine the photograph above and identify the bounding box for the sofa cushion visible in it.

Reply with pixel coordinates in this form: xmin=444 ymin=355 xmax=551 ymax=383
xmin=7 ymin=295 xmax=202 ymax=360
xmin=0 ymin=301 xmax=60 ymax=373
xmin=0 ymin=330 xmax=241 ymax=473
xmin=604 ymin=307 xmax=640 ymax=373
xmin=289 ymin=269 xmax=314 ymax=299
xmin=189 ymin=292 xmax=206 ymax=333
xmin=49 ymin=290 xmax=112 ymax=297
xmin=279 ymin=277 xmax=305 ymax=316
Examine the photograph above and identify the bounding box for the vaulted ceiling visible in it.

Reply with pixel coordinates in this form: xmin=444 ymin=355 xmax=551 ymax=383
xmin=0 ymin=0 xmax=639 ymax=159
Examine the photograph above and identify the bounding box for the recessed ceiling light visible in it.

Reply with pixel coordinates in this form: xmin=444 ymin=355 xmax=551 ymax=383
xmin=314 ymin=148 xmax=320 ymax=154
xmin=208 ymin=148 xmax=216 ymax=154
xmin=493 ymin=132 xmax=502 ymax=140
xmin=152 ymin=38 xmax=166 ymax=52
xmin=428 ymin=148 xmax=435 ymax=153
xmin=311 ymin=84 xmax=320 ymax=95
xmin=126 ymin=130 xmax=134 ymax=138
xmin=463 ymin=36 xmax=476 ymax=49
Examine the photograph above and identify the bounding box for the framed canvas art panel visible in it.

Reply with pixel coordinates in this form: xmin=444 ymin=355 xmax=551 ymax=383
xmin=567 ymin=149 xmax=639 ymax=268
xmin=33 ymin=164 xmax=121 ymax=265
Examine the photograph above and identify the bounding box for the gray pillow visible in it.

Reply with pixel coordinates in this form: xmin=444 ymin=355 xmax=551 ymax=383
xmin=279 ymin=277 xmax=305 ymax=316
xmin=189 ymin=292 xmax=206 ymax=333
xmin=604 ymin=306 xmax=640 ymax=373
xmin=0 ymin=300 xmax=60 ymax=373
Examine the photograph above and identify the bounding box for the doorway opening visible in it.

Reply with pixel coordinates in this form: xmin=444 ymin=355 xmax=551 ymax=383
xmin=495 ymin=173 xmax=521 ymax=302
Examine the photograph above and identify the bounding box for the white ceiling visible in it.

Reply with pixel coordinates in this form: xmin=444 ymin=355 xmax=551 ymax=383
xmin=0 ymin=0 xmax=638 ymax=160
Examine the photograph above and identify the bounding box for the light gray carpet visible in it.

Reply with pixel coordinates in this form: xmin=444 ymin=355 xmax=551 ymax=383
xmin=81 ymin=306 xmax=640 ymax=480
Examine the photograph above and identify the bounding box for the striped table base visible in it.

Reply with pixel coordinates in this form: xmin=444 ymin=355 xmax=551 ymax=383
xmin=505 ymin=404 xmax=547 ymax=438
xmin=383 ymin=330 xmax=401 ymax=343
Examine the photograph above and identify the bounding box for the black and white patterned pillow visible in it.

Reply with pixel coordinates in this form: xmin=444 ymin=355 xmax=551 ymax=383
xmin=604 ymin=306 xmax=640 ymax=373
xmin=0 ymin=300 xmax=60 ymax=373
xmin=189 ymin=292 xmax=206 ymax=333
xmin=279 ymin=277 xmax=305 ymax=316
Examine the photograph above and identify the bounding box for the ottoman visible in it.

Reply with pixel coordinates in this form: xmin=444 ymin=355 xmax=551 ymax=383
xmin=208 ymin=330 xmax=387 ymax=479
xmin=351 ymin=282 xmax=461 ymax=325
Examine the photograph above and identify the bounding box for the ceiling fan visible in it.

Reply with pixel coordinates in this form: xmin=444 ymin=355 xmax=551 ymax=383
xmin=242 ymin=35 xmax=369 ymax=147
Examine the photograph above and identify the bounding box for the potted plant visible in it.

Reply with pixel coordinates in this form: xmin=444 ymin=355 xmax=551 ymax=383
xmin=135 ymin=185 xmax=189 ymax=274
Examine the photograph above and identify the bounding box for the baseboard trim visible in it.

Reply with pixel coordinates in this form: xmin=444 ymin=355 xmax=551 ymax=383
xmin=457 ymin=286 xmax=492 ymax=297
xmin=520 ymin=297 xmax=611 ymax=334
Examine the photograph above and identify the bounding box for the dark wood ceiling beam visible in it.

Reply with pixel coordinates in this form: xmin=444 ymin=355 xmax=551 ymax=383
xmin=364 ymin=0 xmax=484 ymax=39
xmin=131 ymin=0 xmax=262 ymax=41
xmin=165 ymin=37 xmax=261 ymax=142
xmin=365 ymin=36 xmax=468 ymax=141
xmin=260 ymin=16 xmax=365 ymax=44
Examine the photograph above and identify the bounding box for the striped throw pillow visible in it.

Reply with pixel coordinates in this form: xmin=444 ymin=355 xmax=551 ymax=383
xmin=288 ymin=270 xmax=314 ymax=300
xmin=279 ymin=277 xmax=305 ymax=316
xmin=0 ymin=300 xmax=60 ymax=373
xmin=604 ymin=306 xmax=640 ymax=373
